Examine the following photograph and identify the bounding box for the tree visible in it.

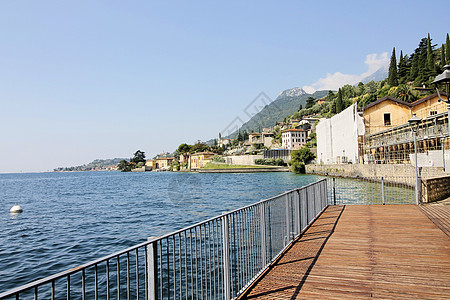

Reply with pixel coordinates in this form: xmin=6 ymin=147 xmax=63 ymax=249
xmin=237 ymin=130 xmax=243 ymax=142
xmin=298 ymin=104 xmax=303 ymax=111
xmin=290 ymin=147 xmax=315 ymax=174
xmin=397 ymin=51 xmax=409 ymax=84
xmin=177 ymin=143 xmax=191 ymax=155
xmin=426 ymin=33 xmax=436 ymax=77
xmin=388 ymin=47 xmax=398 ymax=86
xmin=243 ymin=130 xmax=249 ymax=141
xmin=191 ymin=143 xmax=209 ymax=153
xmin=291 ymin=147 xmax=316 ymax=164
xmin=336 ymin=88 xmax=343 ymax=113
xmin=446 ymin=33 xmax=450 ymax=66
xmin=440 ymin=44 xmax=446 ymax=69
xmin=117 ymin=160 xmax=132 ymax=172
xmin=409 ymin=52 xmax=419 ymax=82
xmin=305 ymin=97 xmax=316 ymax=109
xmin=395 ymin=84 xmax=418 ymax=102
xmin=130 ymin=150 xmax=146 ymax=164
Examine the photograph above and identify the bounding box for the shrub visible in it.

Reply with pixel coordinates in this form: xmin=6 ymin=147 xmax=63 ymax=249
xmin=254 ymin=158 xmax=286 ymax=166
xmin=291 ymin=162 xmax=305 ymax=174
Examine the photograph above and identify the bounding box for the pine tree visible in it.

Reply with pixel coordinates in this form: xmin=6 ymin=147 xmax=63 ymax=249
xmin=409 ymin=53 xmax=419 ymax=82
xmin=398 ymin=51 xmax=409 ymax=84
xmin=336 ymin=89 xmax=343 ymax=113
xmin=441 ymin=44 xmax=446 ymax=68
xmin=388 ymin=48 xmax=398 ymax=86
xmin=446 ymin=33 xmax=450 ymax=66
xmin=411 ymin=37 xmax=429 ymax=86
xmin=237 ymin=130 xmax=243 ymax=142
xmin=426 ymin=34 xmax=435 ymax=77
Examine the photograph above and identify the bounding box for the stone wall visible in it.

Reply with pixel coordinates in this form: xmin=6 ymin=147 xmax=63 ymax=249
xmin=421 ymin=176 xmax=450 ymax=203
xmin=224 ymin=155 xmax=263 ymax=166
xmin=306 ymin=164 xmax=447 ymax=181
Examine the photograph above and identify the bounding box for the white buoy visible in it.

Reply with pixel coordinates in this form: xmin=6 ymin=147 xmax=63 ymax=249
xmin=10 ymin=204 xmax=23 ymax=213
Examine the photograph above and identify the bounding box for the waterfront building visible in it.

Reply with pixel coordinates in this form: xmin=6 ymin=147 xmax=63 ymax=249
xmin=190 ymin=152 xmax=215 ymax=169
xmin=282 ymin=129 xmax=308 ymax=150
xmin=316 ymin=104 xmax=365 ymax=164
xmin=363 ymin=93 xmax=449 ymax=165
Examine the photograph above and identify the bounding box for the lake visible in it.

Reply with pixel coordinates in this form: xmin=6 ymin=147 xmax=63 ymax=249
xmin=0 ymin=171 xmax=324 ymax=292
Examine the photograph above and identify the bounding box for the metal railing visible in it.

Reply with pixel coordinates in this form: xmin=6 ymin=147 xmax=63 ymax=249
xmin=327 ymin=176 xmax=415 ymax=205
xmin=0 ymin=179 xmax=328 ymax=300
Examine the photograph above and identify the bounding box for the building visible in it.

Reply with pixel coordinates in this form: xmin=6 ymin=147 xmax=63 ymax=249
xmin=249 ymin=132 xmax=262 ymax=144
xmin=316 ymin=104 xmax=365 ymax=164
xmin=145 ymin=159 xmax=157 ymax=169
xmin=282 ymin=129 xmax=308 ymax=150
xmin=363 ymin=93 xmax=449 ymax=164
xmin=146 ymin=157 xmax=174 ymax=170
xmin=190 ymin=152 xmax=215 ymax=169
xmin=218 ymin=133 xmax=233 ymax=147
xmin=261 ymin=132 xmax=274 ymax=148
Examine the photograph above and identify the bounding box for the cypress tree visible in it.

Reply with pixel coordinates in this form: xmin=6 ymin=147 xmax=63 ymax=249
xmin=441 ymin=44 xmax=446 ymax=67
xmin=398 ymin=51 xmax=409 ymax=84
xmin=446 ymin=33 xmax=450 ymax=66
xmin=336 ymin=89 xmax=343 ymax=113
xmin=412 ymin=37 xmax=429 ymax=85
xmin=409 ymin=53 xmax=419 ymax=82
xmin=426 ymin=34 xmax=435 ymax=77
xmin=388 ymin=48 xmax=398 ymax=86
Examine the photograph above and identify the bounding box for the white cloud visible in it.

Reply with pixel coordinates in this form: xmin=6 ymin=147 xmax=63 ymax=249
xmin=303 ymin=52 xmax=389 ymax=92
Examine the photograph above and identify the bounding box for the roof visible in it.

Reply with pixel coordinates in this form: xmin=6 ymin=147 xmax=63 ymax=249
xmin=249 ymin=132 xmax=261 ymax=135
xmin=156 ymin=157 xmax=174 ymax=160
xmin=282 ymin=129 xmax=307 ymax=133
xmin=410 ymin=92 xmax=448 ymax=106
xmin=363 ymin=93 xmax=449 ymax=111
xmin=191 ymin=151 xmax=216 ymax=156
xmin=362 ymin=96 xmax=411 ymax=111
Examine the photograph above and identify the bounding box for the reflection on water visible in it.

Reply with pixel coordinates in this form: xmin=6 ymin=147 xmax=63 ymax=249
xmin=0 ymin=171 xmax=322 ymax=292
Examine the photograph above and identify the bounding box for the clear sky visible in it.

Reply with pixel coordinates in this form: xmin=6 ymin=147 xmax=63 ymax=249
xmin=1 ymin=0 xmax=448 ymax=173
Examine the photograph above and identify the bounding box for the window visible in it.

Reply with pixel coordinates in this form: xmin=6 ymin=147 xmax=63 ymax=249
xmin=384 ymin=113 xmax=391 ymax=126
xmin=430 ymin=110 xmax=437 ymax=116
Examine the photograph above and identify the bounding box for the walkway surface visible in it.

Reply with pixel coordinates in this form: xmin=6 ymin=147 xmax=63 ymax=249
xmin=239 ymin=205 xmax=450 ymax=299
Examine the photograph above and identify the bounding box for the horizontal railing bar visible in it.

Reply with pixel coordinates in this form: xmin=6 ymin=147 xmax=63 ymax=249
xmin=1 ymin=179 xmax=327 ymax=299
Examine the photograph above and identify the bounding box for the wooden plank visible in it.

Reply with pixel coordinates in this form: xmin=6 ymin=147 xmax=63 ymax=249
xmin=239 ymin=205 xmax=450 ymax=299
xmin=419 ymin=203 xmax=450 ymax=236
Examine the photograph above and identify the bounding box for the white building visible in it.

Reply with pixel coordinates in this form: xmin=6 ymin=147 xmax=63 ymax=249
xmin=282 ymin=129 xmax=308 ymax=150
xmin=316 ymin=104 xmax=365 ymax=164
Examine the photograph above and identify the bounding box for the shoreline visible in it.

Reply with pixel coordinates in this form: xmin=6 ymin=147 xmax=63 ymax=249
xmin=197 ymin=167 xmax=289 ymax=173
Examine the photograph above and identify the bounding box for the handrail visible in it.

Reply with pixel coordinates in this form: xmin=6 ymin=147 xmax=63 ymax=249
xmin=0 ymin=179 xmax=329 ymax=300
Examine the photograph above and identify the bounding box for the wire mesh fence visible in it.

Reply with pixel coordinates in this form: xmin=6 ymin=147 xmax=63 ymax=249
xmin=327 ymin=176 xmax=415 ymax=205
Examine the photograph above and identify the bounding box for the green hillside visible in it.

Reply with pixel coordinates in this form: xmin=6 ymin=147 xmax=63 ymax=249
xmin=230 ymin=89 xmax=328 ymax=136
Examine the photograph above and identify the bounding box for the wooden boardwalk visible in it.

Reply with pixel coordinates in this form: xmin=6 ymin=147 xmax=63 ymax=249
xmin=239 ymin=205 xmax=450 ymax=299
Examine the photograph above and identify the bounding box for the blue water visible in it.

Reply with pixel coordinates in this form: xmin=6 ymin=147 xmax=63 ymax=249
xmin=0 ymin=171 xmax=323 ymax=292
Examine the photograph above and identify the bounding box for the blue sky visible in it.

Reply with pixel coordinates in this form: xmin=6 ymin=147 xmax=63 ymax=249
xmin=0 ymin=1 xmax=448 ymax=173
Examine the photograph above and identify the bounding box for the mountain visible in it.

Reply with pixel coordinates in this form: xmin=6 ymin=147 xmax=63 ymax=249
xmin=54 ymin=158 xmax=125 ymax=172
xmin=227 ymin=88 xmax=329 ymax=137
xmin=359 ymin=65 xmax=388 ymax=84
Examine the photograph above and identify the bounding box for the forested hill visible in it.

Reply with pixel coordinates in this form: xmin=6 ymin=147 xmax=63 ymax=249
xmin=229 ymin=89 xmax=329 ymax=137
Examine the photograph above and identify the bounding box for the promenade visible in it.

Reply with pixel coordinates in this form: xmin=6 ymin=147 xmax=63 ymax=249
xmin=239 ymin=205 xmax=450 ymax=299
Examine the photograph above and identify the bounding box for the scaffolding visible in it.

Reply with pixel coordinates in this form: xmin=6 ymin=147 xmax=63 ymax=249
xmin=363 ymin=111 xmax=449 ymax=164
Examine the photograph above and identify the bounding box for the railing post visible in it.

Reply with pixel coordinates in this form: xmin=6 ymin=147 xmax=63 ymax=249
xmin=259 ymin=202 xmax=267 ymax=267
xmin=294 ymin=191 xmax=300 ymax=236
xmin=300 ymin=188 xmax=307 ymax=231
xmin=333 ymin=178 xmax=336 ymax=205
xmin=381 ymin=177 xmax=385 ymax=205
xmin=221 ymin=214 xmax=231 ymax=300
xmin=285 ymin=194 xmax=291 ymax=245
xmin=147 ymin=237 xmax=158 ymax=300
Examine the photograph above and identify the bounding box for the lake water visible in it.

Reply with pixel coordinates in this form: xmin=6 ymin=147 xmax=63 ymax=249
xmin=0 ymin=171 xmax=324 ymax=292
